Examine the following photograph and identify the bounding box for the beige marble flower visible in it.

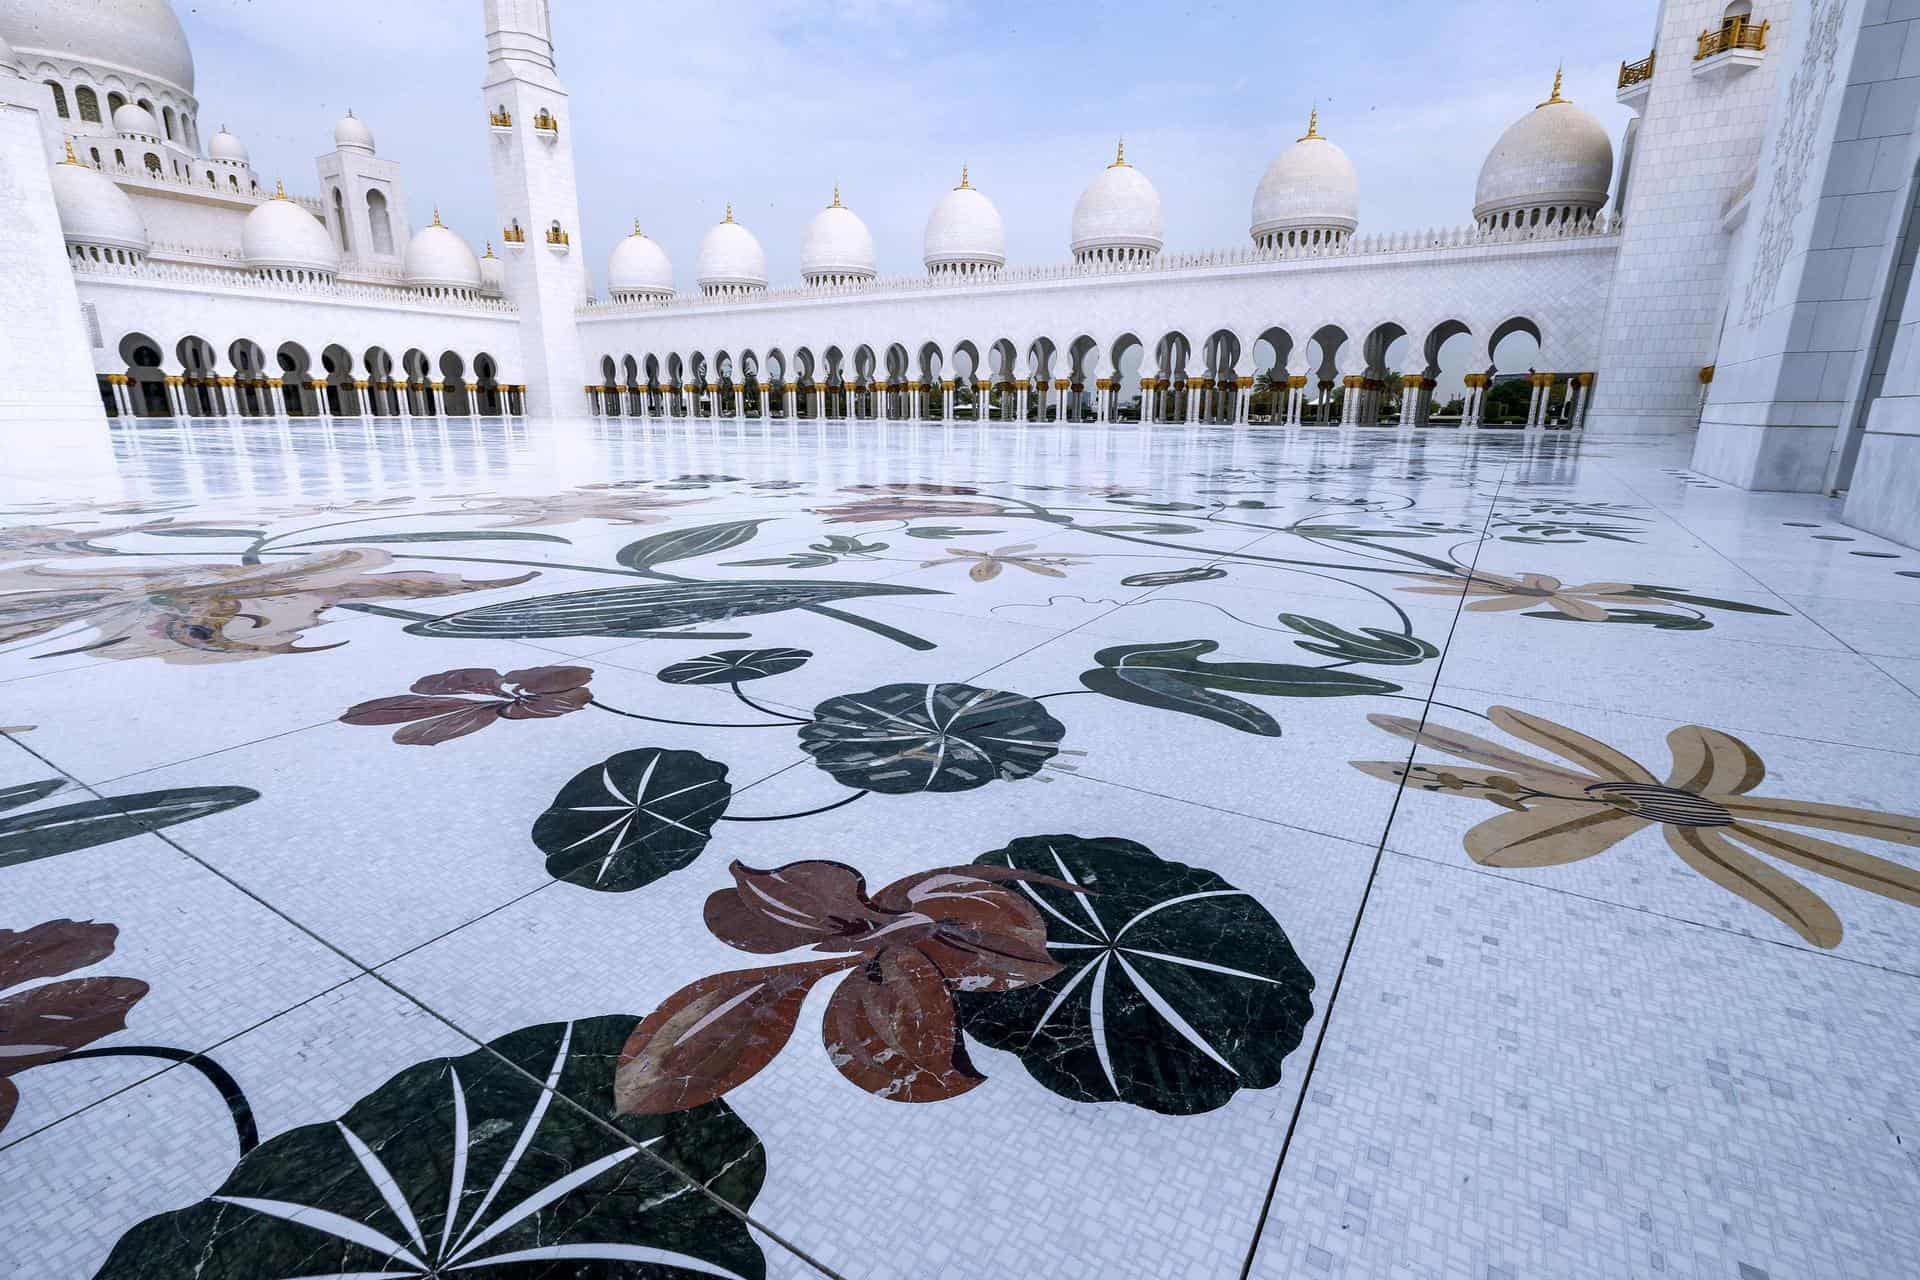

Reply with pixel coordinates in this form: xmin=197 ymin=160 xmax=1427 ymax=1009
xmin=920 ymin=543 xmax=1086 ymax=582
xmin=1399 ymin=570 xmax=1643 ymax=621
xmin=1355 ymin=705 xmax=1920 ymax=948
xmin=0 ymin=549 xmax=531 ymax=664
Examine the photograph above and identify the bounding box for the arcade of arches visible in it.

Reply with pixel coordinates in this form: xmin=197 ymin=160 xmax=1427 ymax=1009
xmin=102 ymin=333 xmax=527 ymax=420
xmin=583 ymin=321 xmax=1597 ymax=430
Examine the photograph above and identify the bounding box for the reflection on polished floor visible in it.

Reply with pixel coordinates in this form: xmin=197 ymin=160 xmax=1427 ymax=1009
xmin=3 ymin=417 xmax=1918 ymax=1280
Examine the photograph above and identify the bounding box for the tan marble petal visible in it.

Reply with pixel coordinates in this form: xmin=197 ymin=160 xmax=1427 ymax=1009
xmin=1665 ymin=825 xmax=1843 ymax=948
xmin=1487 ymin=706 xmax=1658 ymax=785
xmin=1720 ymin=797 xmax=1920 ymax=847
xmin=1666 ymin=725 xmax=1767 ymax=795
xmin=1726 ymin=823 xmax=1920 ymax=909
xmin=1463 ymin=803 xmax=1648 ymax=867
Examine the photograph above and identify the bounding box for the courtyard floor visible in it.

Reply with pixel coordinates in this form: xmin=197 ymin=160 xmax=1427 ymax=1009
xmin=1 ymin=418 xmax=1917 ymax=1279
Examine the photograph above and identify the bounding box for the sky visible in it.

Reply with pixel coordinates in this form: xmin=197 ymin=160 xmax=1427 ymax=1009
xmin=178 ymin=0 xmax=1661 ymax=299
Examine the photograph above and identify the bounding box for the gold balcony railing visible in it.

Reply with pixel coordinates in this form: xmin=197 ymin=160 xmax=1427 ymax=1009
xmin=489 ymin=106 xmax=512 ymax=127
xmin=1697 ymin=17 xmax=1767 ymax=61
xmin=533 ymin=109 xmax=558 ymax=133
xmin=1619 ymin=51 xmax=1654 ymax=88
xmin=545 ymin=224 xmax=570 ymax=246
xmin=502 ymin=224 xmax=526 ymax=243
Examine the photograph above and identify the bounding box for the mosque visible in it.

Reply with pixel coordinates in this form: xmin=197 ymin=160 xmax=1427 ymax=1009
xmin=0 ymin=0 xmax=1915 ymax=548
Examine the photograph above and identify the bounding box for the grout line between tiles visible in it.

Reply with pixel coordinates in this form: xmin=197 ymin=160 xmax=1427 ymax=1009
xmin=1237 ymin=461 xmax=1511 ymax=1279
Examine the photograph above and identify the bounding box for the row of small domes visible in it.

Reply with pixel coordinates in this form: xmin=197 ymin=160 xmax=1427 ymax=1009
xmin=609 ymin=79 xmax=1612 ymax=295
xmin=51 ymin=148 xmax=501 ymax=291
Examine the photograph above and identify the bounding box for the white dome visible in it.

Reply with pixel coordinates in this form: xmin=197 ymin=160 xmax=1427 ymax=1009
xmin=1250 ymin=112 xmax=1360 ymax=242
xmin=241 ymin=188 xmax=339 ymax=274
xmin=801 ymin=190 xmax=877 ymax=282
xmin=1474 ymin=77 xmax=1613 ymax=223
xmin=207 ymin=126 xmax=247 ymax=163
xmin=50 ymin=149 xmax=147 ymax=252
xmin=607 ymin=224 xmax=674 ymax=296
xmin=479 ymin=245 xmax=505 ymax=294
xmin=695 ymin=208 xmax=767 ymax=291
xmin=0 ymin=0 xmax=194 ymax=93
xmin=923 ymin=168 xmax=1005 ymax=271
xmin=112 ymin=102 xmax=159 ymax=138
xmin=1072 ymin=143 xmax=1164 ymax=258
xmin=403 ymin=216 xmax=481 ymax=289
xmin=334 ymin=110 xmax=374 ymax=154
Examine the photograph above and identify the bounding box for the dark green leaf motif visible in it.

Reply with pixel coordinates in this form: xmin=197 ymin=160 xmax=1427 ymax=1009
xmin=800 ymin=682 xmax=1065 ymax=793
xmin=1079 ymin=639 xmax=1401 ymax=737
xmin=0 ymin=787 xmax=259 ymax=869
xmin=1279 ymin=614 xmax=1440 ymax=665
xmin=616 ymin=519 xmax=771 ymax=571
xmin=1121 ymin=566 xmax=1226 ymax=587
xmin=1524 ymin=608 xmax=1714 ymax=631
xmin=305 ymin=530 xmax=573 ymax=547
xmin=95 ymin=1016 xmax=769 ymax=1279
xmin=958 ymin=835 xmax=1316 ymax=1115
xmin=1626 ymin=585 xmax=1789 ymax=616
xmin=404 ymin=580 xmax=943 ymax=639
xmin=0 ymin=779 xmax=68 ymax=812
xmin=658 ymin=648 xmax=812 ymax=685
xmin=533 ymin=749 xmax=732 ymax=891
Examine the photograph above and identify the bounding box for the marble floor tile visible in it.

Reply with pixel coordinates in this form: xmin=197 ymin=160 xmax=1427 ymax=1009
xmin=1245 ymin=854 xmax=1920 ymax=1280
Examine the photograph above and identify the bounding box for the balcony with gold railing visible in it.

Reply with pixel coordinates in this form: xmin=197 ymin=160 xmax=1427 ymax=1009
xmin=1695 ymin=17 xmax=1768 ymax=78
xmin=488 ymin=106 xmax=512 ymax=130
xmin=1617 ymin=50 xmax=1654 ymax=108
xmin=502 ymin=223 xmax=526 ymax=245
xmin=533 ymin=109 xmax=559 ymax=139
xmin=545 ymin=223 xmax=571 ymax=250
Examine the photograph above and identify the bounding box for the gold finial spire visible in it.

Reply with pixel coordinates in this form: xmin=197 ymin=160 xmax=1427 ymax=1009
xmin=957 ymin=164 xmax=970 ymax=189
xmin=633 ymin=217 xmax=642 ymax=235
xmin=273 ymin=177 xmax=286 ymax=199
xmin=1299 ymin=106 xmax=1320 ymax=141
xmin=1540 ymin=65 xmax=1567 ymax=107
xmin=431 ymin=207 xmax=443 ymax=227
xmin=484 ymin=240 xmax=494 ymax=257
xmin=61 ymin=138 xmax=80 ymax=165
xmin=724 ymin=201 xmax=734 ymax=223
xmin=831 ymin=183 xmax=841 ymax=208
xmin=1109 ymin=137 xmax=1127 ymax=168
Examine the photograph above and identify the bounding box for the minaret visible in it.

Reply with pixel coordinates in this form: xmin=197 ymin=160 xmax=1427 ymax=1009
xmin=483 ymin=0 xmax=589 ymax=418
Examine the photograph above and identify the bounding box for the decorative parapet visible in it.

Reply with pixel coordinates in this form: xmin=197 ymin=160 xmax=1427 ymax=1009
xmin=489 ymin=106 xmax=513 ymax=128
xmin=69 ymin=255 xmax=518 ymax=314
xmin=579 ymin=214 xmax=1623 ymax=317
xmin=1697 ymin=17 xmax=1767 ymax=60
xmin=1618 ymin=51 xmax=1655 ymax=88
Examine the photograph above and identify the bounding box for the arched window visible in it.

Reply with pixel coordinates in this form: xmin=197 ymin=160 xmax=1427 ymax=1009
xmin=162 ymin=105 xmax=176 ymax=140
xmin=332 ymin=188 xmax=352 ymax=252
xmin=45 ymin=82 xmax=68 ymax=118
xmin=75 ymin=86 xmax=100 ymax=122
xmin=89 ymin=146 xmax=101 ymax=166
xmin=366 ymin=189 xmax=393 ymax=254
xmin=107 ymin=91 xmax=126 ymax=115
xmin=137 ymin=97 xmax=154 ymax=117
xmin=114 ymin=148 xmax=125 ymax=167
xmin=143 ymin=152 xmax=161 ymax=175
xmin=229 ymin=174 xmax=239 ymax=190
xmin=205 ymin=168 xmax=214 ymax=184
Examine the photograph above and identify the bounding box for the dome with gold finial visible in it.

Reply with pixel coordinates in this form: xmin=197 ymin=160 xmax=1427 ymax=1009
xmin=1473 ymin=69 xmax=1613 ymax=231
xmin=1250 ymin=107 xmax=1360 ymax=250
xmin=241 ymin=179 xmax=339 ymax=277
xmin=1072 ymin=138 xmax=1165 ymax=264
xmin=50 ymin=140 xmax=149 ymax=259
xmin=608 ymin=219 xmax=675 ymax=301
xmin=696 ymin=203 xmax=768 ymax=296
xmin=923 ymin=165 xmax=1005 ymax=277
xmin=801 ymin=185 xmax=877 ymax=286
xmin=404 ymin=208 xmax=481 ymax=291
xmin=478 ymin=241 xmax=506 ymax=294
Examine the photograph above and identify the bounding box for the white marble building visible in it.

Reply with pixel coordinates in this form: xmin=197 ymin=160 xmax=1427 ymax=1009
xmin=1 ymin=0 xmax=1915 ymax=546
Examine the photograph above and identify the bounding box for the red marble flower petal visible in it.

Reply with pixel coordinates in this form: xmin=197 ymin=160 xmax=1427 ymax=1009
xmin=409 ymin=668 xmax=509 ymax=697
xmin=614 ymin=958 xmax=853 ymax=1115
xmin=870 ymin=868 xmax=1058 ymax=991
xmin=0 ymin=976 xmax=148 ymax=1074
xmin=704 ymin=860 xmax=893 ymax=954
xmin=502 ymin=665 xmax=593 ymax=695
xmin=0 ymin=919 xmax=118 ymax=992
xmin=390 ymin=703 xmax=504 ymax=745
xmin=338 ymin=694 xmax=487 ymax=726
xmin=821 ymin=946 xmax=985 ymax=1103
xmin=497 ymin=687 xmax=593 ymax=720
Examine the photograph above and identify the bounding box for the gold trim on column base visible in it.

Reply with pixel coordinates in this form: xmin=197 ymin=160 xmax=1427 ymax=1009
xmin=1286 ymin=376 xmax=1307 ymax=389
